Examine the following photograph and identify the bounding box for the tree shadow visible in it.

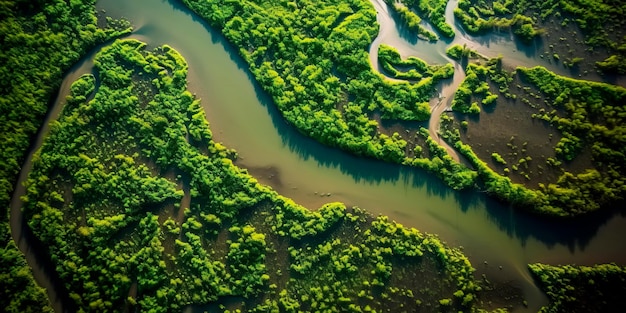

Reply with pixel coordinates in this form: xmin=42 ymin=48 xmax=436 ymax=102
xmin=165 ymin=0 xmax=625 ymax=256
xmin=485 ymin=198 xmax=624 ymax=252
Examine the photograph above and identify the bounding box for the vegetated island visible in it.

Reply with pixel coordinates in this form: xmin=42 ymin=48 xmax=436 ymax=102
xmin=182 ymin=0 xmax=479 ymax=198
xmin=177 ymin=0 xmax=626 ymax=308
xmin=386 ymin=0 xmax=455 ymax=39
xmin=378 ymin=44 xmax=454 ymax=81
xmin=21 ymin=38 xmax=507 ymax=312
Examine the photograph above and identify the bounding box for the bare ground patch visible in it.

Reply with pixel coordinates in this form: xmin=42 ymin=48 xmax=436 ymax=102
xmin=444 ymin=61 xmax=596 ymax=189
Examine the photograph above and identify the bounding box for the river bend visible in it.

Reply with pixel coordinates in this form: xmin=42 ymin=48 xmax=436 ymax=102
xmin=10 ymin=1 xmax=626 ymax=312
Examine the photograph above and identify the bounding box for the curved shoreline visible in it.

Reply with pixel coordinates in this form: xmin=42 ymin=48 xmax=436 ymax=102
xmin=8 ymin=35 xmax=137 ymax=313
xmin=427 ymin=61 xmax=466 ymax=164
xmin=9 ymin=1 xmax=626 ymax=312
xmin=367 ymin=0 xmax=467 ymax=165
xmin=9 ymin=54 xmax=94 ymax=313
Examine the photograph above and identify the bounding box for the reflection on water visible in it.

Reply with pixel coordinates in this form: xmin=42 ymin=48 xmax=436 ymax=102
xmin=370 ymin=0 xmax=626 ymax=87
xmin=228 ymin=11 xmax=625 ymax=263
xmin=10 ymin=0 xmax=626 ymax=312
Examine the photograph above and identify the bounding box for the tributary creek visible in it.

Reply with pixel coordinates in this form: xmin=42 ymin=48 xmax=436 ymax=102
xmin=10 ymin=0 xmax=626 ymax=312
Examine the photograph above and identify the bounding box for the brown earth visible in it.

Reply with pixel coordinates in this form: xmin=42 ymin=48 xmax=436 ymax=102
xmin=441 ymin=59 xmax=597 ymax=189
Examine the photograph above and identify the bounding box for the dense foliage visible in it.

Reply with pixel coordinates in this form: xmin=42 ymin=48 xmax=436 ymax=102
xmin=441 ymin=56 xmax=626 ymax=216
xmin=3 ymin=1 xmax=624 ymax=311
xmin=445 ymin=44 xmax=479 ymax=60
xmin=451 ymin=64 xmax=494 ymax=114
xmin=378 ymin=44 xmax=454 ymax=81
xmin=180 ymin=0 xmax=490 ymax=196
xmin=518 ymin=66 xmax=626 ymax=215
xmin=3 ymin=0 xmax=625 ymax=311
xmin=454 ymin=0 xmax=542 ymax=42
xmin=177 ymin=0 xmax=626 ymax=217
xmin=450 ymin=57 xmax=513 ymax=114
xmin=387 ymin=0 xmax=455 ymax=38
xmin=21 ymin=38 xmax=486 ymax=312
xmin=0 ymin=0 xmax=130 ymax=311
xmin=407 ymin=128 xmax=478 ymax=190
xmin=529 ymin=263 xmax=626 ymax=313
xmin=181 ymin=0 xmax=442 ymax=163
xmin=0 ymin=229 xmax=53 ymax=313
xmin=387 ymin=2 xmax=438 ymax=41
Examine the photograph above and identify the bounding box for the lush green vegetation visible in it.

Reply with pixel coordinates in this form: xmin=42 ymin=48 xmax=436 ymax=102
xmin=596 ymin=54 xmax=626 ymax=74
xmin=2 ymin=1 xmax=624 ymax=311
xmin=388 ymin=0 xmax=455 ymax=38
xmin=2 ymin=0 xmax=624 ymax=311
xmin=451 ymin=57 xmax=512 ymax=114
xmin=0 ymin=229 xmax=52 ymax=313
xmin=491 ymin=152 xmax=507 ymax=165
xmin=529 ymin=263 xmax=626 ymax=313
xmin=180 ymin=0 xmax=488 ymax=192
xmin=441 ymin=57 xmax=626 ymax=216
xmin=446 ymin=44 xmax=479 ymax=60
xmin=0 ymin=0 xmax=130 ymax=311
xmin=183 ymin=0 xmax=447 ymax=164
xmin=176 ymin=0 xmax=626 ymax=217
xmin=387 ymin=3 xmax=438 ymax=41
xmin=406 ymin=128 xmax=478 ymax=190
xmin=20 ymin=38 xmax=491 ymax=312
xmin=454 ymin=0 xmax=543 ymax=42
xmin=378 ymin=44 xmax=454 ymax=81
xmin=518 ymin=66 xmax=626 ymax=215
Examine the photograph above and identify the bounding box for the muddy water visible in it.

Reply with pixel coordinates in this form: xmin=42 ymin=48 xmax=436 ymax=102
xmin=367 ymin=0 xmax=596 ymax=165
xmin=369 ymin=0 xmax=468 ymax=163
xmin=9 ymin=44 xmax=108 ymax=312
xmin=10 ymin=0 xmax=626 ymax=312
xmin=427 ymin=60 xmax=467 ymax=163
xmin=369 ymin=0 xmax=598 ymax=79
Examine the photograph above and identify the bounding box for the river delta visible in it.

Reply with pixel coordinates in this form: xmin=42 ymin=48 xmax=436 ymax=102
xmin=2 ymin=0 xmax=626 ymax=312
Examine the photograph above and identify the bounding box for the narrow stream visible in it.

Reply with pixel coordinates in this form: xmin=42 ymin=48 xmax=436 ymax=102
xmin=370 ymin=0 xmax=595 ymax=78
xmin=9 ymin=43 xmax=110 ymax=312
xmin=427 ymin=61 xmax=466 ymax=163
xmin=9 ymin=0 xmax=626 ymax=312
xmin=368 ymin=0 xmax=470 ymax=163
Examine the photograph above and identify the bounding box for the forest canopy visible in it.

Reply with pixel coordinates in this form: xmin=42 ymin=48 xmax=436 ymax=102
xmin=0 ymin=0 xmax=130 ymax=311
xmin=2 ymin=0 xmax=626 ymax=311
xmin=19 ymin=38 xmax=488 ymax=312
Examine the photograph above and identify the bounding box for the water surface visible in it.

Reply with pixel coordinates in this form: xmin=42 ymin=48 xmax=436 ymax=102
xmin=93 ymin=1 xmax=626 ymax=310
xmin=11 ymin=0 xmax=626 ymax=312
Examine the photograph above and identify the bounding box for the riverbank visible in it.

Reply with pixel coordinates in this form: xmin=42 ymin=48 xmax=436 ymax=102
xmin=105 ymin=0 xmax=626 ymax=311
xmin=17 ymin=37 xmax=495 ymax=312
xmin=0 ymin=1 xmax=132 ymax=310
xmin=5 ymin=0 xmax=626 ymax=312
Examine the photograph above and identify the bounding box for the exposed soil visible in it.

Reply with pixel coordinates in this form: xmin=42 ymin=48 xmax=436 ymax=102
xmin=533 ymin=10 xmax=626 ymax=87
xmin=476 ymin=276 xmax=526 ymax=312
xmin=235 ymin=164 xmax=283 ymax=188
xmin=375 ymin=111 xmax=430 ymax=158
xmin=442 ymin=59 xmax=596 ymax=189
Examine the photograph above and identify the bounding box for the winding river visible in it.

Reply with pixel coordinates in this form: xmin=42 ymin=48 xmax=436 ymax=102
xmin=10 ymin=0 xmax=626 ymax=312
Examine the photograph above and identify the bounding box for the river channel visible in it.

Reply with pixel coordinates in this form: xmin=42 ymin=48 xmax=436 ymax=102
xmin=10 ymin=0 xmax=626 ymax=312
